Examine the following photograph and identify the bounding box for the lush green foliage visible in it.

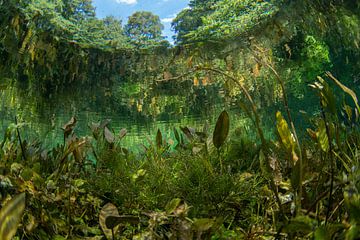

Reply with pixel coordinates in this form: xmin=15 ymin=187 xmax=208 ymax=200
xmin=125 ymin=11 xmax=165 ymax=47
xmin=1 ymin=0 xmax=360 ymax=239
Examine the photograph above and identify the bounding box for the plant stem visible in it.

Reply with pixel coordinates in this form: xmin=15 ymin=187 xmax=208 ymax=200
xmin=15 ymin=116 xmax=27 ymax=162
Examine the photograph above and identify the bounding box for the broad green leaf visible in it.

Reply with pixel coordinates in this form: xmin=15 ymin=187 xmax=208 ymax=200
xmin=276 ymin=111 xmax=295 ymax=153
xmin=213 ymin=111 xmax=230 ymax=149
xmin=156 ymin=129 xmax=162 ymax=148
xmin=0 ymin=193 xmax=26 ymax=240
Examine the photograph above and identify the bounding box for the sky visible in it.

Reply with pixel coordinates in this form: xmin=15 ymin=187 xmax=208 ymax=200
xmin=92 ymin=0 xmax=189 ymax=43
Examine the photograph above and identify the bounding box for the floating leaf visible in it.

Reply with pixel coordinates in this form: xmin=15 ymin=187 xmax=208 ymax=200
xmin=0 ymin=193 xmax=26 ymax=240
xmin=105 ymin=215 xmax=139 ymax=229
xmin=104 ymin=127 xmax=115 ymax=144
xmin=156 ymin=129 xmax=162 ymax=148
xmin=99 ymin=203 xmax=120 ymax=240
xmin=213 ymin=111 xmax=230 ymax=149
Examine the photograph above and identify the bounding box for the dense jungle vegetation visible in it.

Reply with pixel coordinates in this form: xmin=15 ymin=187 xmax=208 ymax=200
xmin=1 ymin=0 xmax=360 ymax=239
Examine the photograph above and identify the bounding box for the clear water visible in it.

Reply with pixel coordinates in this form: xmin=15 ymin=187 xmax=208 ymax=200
xmin=0 ymin=78 xmax=248 ymax=151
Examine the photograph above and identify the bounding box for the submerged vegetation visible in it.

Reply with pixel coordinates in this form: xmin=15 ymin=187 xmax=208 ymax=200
xmin=1 ymin=0 xmax=360 ymax=239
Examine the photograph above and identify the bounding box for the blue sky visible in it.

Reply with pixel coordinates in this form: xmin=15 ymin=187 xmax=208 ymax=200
xmin=92 ymin=0 xmax=189 ymax=42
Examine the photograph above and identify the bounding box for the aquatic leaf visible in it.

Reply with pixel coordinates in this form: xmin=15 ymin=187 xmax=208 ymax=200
xmin=156 ymin=129 xmax=162 ymax=148
xmin=89 ymin=122 xmax=100 ymax=139
xmin=193 ymin=218 xmax=215 ymax=233
xmin=99 ymin=119 xmax=111 ymax=129
xmin=316 ymin=120 xmax=329 ymax=153
xmin=119 ymin=128 xmax=127 ymax=140
xmin=180 ymin=127 xmax=194 ymax=141
xmin=195 ymin=132 xmax=207 ymax=142
xmin=99 ymin=203 xmax=120 ymax=240
xmin=0 ymin=193 xmax=26 ymax=240
xmin=165 ymin=198 xmax=182 ymax=214
xmin=285 ymin=215 xmax=317 ymax=234
xmin=346 ymin=225 xmax=360 ymax=240
xmin=104 ymin=127 xmax=115 ymax=144
xmin=213 ymin=111 xmax=230 ymax=149
xmin=276 ymin=111 xmax=295 ymax=153
xmin=61 ymin=117 xmax=76 ymax=138
xmin=105 ymin=215 xmax=139 ymax=229
xmin=326 ymin=72 xmax=360 ymax=112
xmin=314 ymin=226 xmax=333 ymax=240
xmin=306 ymin=128 xmax=317 ymax=141
xmin=343 ymin=104 xmax=353 ymax=121
xmin=316 ymin=77 xmax=337 ymax=115
xmin=259 ymin=150 xmax=272 ymax=180
xmin=174 ymin=128 xmax=180 ymax=143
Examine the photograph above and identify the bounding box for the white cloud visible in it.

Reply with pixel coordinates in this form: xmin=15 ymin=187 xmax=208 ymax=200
xmin=115 ymin=0 xmax=137 ymax=5
xmin=161 ymin=13 xmax=176 ymax=23
xmin=161 ymin=17 xmax=174 ymax=23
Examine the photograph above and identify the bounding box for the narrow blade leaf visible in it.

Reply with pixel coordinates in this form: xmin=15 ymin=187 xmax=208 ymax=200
xmin=0 ymin=193 xmax=26 ymax=240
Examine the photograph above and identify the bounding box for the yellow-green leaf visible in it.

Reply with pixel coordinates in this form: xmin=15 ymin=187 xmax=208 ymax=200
xmin=0 ymin=193 xmax=26 ymax=240
xmin=316 ymin=120 xmax=329 ymax=153
xmin=276 ymin=111 xmax=295 ymax=152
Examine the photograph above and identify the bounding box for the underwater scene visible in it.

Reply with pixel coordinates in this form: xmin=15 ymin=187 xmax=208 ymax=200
xmin=0 ymin=0 xmax=360 ymax=239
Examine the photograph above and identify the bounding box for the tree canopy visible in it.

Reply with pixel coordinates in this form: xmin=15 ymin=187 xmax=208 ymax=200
xmin=125 ymin=11 xmax=165 ymax=47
